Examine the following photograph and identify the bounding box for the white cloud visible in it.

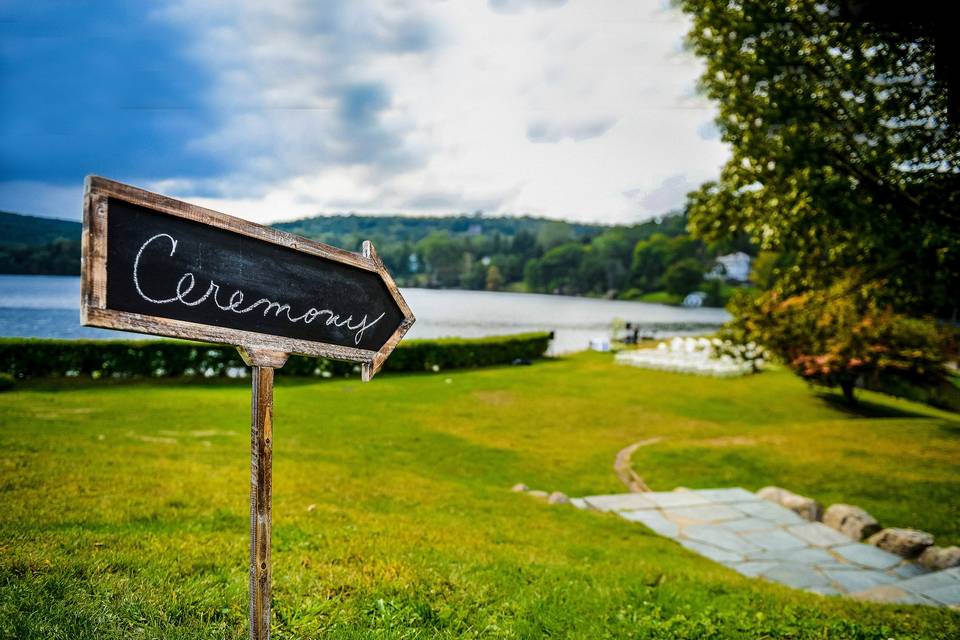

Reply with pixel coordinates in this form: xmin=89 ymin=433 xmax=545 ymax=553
xmin=488 ymin=0 xmax=569 ymax=14
xmin=527 ymin=117 xmax=617 ymax=143
xmin=152 ymin=0 xmax=728 ymax=224
xmin=627 ymin=174 xmax=693 ymax=214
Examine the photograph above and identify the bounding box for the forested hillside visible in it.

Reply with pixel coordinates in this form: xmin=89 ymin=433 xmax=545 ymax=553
xmin=275 ymin=212 xmax=752 ymax=303
xmin=0 ymin=211 xmax=81 ymax=275
xmin=0 ymin=211 xmax=80 ymax=245
xmin=0 ymin=209 xmax=752 ymax=303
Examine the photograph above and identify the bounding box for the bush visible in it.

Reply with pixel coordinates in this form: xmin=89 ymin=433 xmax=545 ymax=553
xmin=638 ymin=291 xmax=682 ymax=306
xmin=618 ymin=288 xmax=645 ymax=301
xmin=0 ymin=371 xmax=14 ymax=391
xmin=723 ymin=276 xmax=955 ymax=404
xmin=0 ymin=333 xmax=552 ymax=380
xmin=663 ymin=258 xmax=705 ymax=296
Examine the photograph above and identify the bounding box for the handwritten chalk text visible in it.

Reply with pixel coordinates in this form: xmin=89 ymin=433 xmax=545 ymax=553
xmin=133 ymin=233 xmax=384 ymax=346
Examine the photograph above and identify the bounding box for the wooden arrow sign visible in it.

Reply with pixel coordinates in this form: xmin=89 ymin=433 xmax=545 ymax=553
xmin=80 ymin=176 xmax=415 ymax=640
xmin=80 ymin=175 xmax=414 ymax=380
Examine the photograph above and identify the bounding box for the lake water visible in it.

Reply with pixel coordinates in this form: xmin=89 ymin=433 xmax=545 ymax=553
xmin=0 ymin=275 xmax=728 ymax=354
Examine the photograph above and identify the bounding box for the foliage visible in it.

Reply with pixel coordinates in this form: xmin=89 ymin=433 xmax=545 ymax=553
xmin=381 ymin=333 xmax=551 ymax=373
xmin=678 ymin=0 xmax=960 ymax=319
xmin=0 ymin=209 xmax=747 ymax=305
xmin=520 ymin=215 xmax=719 ymax=297
xmin=0 ymin=210 xmax=78 ymax=246
xmin=638 ymin=291 xmax=683 ymax=306
xmin=722 ymin=277 xmax=954 ymax=402
xmin=535 ymin=220 xmax=576 ymax=250
xmin=0 ymin=371 xmax=13 ymax=391
xmin=700 ymin=278 xmax=736 ymax=308
xmin=416 ymin=231 xmax=464 ymax=287
xmin=0 ymin=238 xmax=80 ymax=275
xmin=524 ymin=242 xmax=584 ymax=294
xmin=663 ymin=258 xmax=706 ymax=296
xmin=630 ymin=234 xmax=672 ymax=292
xmin=629 ymin=232 xmax=719 ymax=299
xmin=484 ymin=264 xmax=503 ymax=291
xmin=0 ymin=333 xmax=551 ymax=380
xmin=2 ymin=353 xmax=959 ymax=638
xmin=748 ymin=251 xmax=793 ymax=291
xmin=0 ymin=211 xmax=82 ymax=275
xmin=679 ymin=0 xmax=959 ymax=400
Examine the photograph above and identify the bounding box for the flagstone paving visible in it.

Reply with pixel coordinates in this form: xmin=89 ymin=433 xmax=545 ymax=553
xmin=577 ymin=488 xmax=960 ymax=607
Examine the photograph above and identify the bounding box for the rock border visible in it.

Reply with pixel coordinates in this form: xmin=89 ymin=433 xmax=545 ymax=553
xmin=756 ymin=486 xmax=957 ymax=571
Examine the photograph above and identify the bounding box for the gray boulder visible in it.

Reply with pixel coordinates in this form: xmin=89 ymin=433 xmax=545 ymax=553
xmin=781 ymin=493 xmax=823 ymax=522
xmin=547 ymin=491 xmax=571 ymax=505
xmin=527 ymin=490 xmax=548 ymax=499
xmin=757 ymin=486 xmax=823 ymax=522
xmin=866 ymin=528 xmax=934 ymax=558
xmin=511 ymin=483 xmax=529 ymax=492
xmin=824 ymin=504 xmax=881 ymax=540
xmin=918 ymin=545 xmax=960 ymax=570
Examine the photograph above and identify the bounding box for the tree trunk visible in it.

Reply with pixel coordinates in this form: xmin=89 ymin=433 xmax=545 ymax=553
xmin=840 ymin=379 xmax=857 ymax=405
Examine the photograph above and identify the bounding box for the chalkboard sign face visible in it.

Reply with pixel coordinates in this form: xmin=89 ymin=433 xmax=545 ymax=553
xmin=81 ymin=176 xmax=414 ymax=379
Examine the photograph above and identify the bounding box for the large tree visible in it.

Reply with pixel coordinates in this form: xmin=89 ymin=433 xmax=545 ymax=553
xmin=678 ymin=0 xmax=959 ymax=317
xmin=678 ymin=0 xmax=958 ymax=399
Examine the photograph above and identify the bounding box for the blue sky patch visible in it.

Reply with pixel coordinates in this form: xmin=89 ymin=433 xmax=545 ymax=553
xmin=0 ymin=0 xmax=224 ymax=186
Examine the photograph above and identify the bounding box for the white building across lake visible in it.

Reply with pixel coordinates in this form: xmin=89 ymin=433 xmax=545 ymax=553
xmin=707 ymin=252 xmax=752 ymax=283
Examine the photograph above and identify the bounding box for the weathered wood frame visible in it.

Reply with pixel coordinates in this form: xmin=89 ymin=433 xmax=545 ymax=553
xmin=80 ymin=175 xmax=415 ymax=381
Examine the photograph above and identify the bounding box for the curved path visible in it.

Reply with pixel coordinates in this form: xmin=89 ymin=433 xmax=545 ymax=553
xmin=612 ymin=437 xmax=661 ymax=493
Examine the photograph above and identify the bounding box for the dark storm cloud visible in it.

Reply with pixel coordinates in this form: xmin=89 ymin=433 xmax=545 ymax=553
xmin=0 ymin=1 xmax=224 ymax=186
xmin=0 ymin=0 xmax=441 ymax=211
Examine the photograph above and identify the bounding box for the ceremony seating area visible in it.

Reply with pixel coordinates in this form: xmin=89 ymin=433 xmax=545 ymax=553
xmin=615 ymin=336 xmax=763 ymax=377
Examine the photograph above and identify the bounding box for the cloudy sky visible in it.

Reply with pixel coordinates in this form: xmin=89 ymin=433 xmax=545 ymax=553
xmin=0 ymin=0 xmax=728 ymax=224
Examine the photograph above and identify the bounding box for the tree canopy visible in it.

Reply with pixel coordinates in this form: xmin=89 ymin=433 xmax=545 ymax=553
xmin=679 ymin=0 xmax=959 ymax=318
xmin=678 ymin=0 xmax=959 ymax=400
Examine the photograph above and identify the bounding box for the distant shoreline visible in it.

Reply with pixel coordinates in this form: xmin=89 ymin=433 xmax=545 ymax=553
xmin=0 ymin=272 xmax=726 ymax=309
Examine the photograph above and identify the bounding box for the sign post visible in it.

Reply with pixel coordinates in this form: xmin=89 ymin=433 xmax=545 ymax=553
xmin=80 ymin=176 xmax=415 ymax=640
xmin=241 ymin=348 xmax=286 ymax=640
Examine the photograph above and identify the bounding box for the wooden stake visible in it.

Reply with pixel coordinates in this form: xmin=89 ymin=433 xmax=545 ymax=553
xmin=239 ymin=348 xmax=289 ymax=640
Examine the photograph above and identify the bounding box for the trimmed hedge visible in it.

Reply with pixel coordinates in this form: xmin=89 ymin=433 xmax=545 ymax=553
xmin=0 ymin=333 xmax=551 ymax=380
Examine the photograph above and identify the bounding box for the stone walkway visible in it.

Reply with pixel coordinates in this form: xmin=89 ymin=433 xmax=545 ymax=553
xmin=573 ymin=488 xmax=960 ymax=607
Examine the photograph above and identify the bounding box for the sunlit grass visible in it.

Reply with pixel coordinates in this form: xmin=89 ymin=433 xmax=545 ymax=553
xmin=1 ymin=352 xmax=958 ymax=638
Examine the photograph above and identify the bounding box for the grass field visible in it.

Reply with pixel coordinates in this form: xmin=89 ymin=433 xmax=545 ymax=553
xmin=1 ymin=352 xmax=959 ymax=638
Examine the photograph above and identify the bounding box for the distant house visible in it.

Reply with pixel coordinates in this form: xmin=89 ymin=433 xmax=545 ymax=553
xmin=707 ymin=252 xmax=751 ymax=283
xmin=408 ymin=253 xmax=420 ymax=273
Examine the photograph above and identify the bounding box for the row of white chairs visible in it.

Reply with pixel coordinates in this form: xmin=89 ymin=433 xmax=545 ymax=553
xmin=615 ymin=337 xmax=758 ymax=377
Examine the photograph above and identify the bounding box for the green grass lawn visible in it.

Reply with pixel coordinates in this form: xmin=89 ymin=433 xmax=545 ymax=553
xmin=636 ymin=291 xmax=683 ymax=306
xmin=1 ymin=352 xmax=958 ymax=639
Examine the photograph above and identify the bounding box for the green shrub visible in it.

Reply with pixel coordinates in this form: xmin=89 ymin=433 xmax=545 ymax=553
xmin=0 ymin=333 xmax=551 ymax=380
xmin=638 ymin=291 xmax=682 ymax=306
xmin=663 ymin=258 xmax=705 ymax=296
xmin=618 ymin=288 xmax=645 ymax=301
xmin=722 ymin=276 xmax=954 ymax=404
xmin=0 ymin=371 xmax=14 ymax=391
